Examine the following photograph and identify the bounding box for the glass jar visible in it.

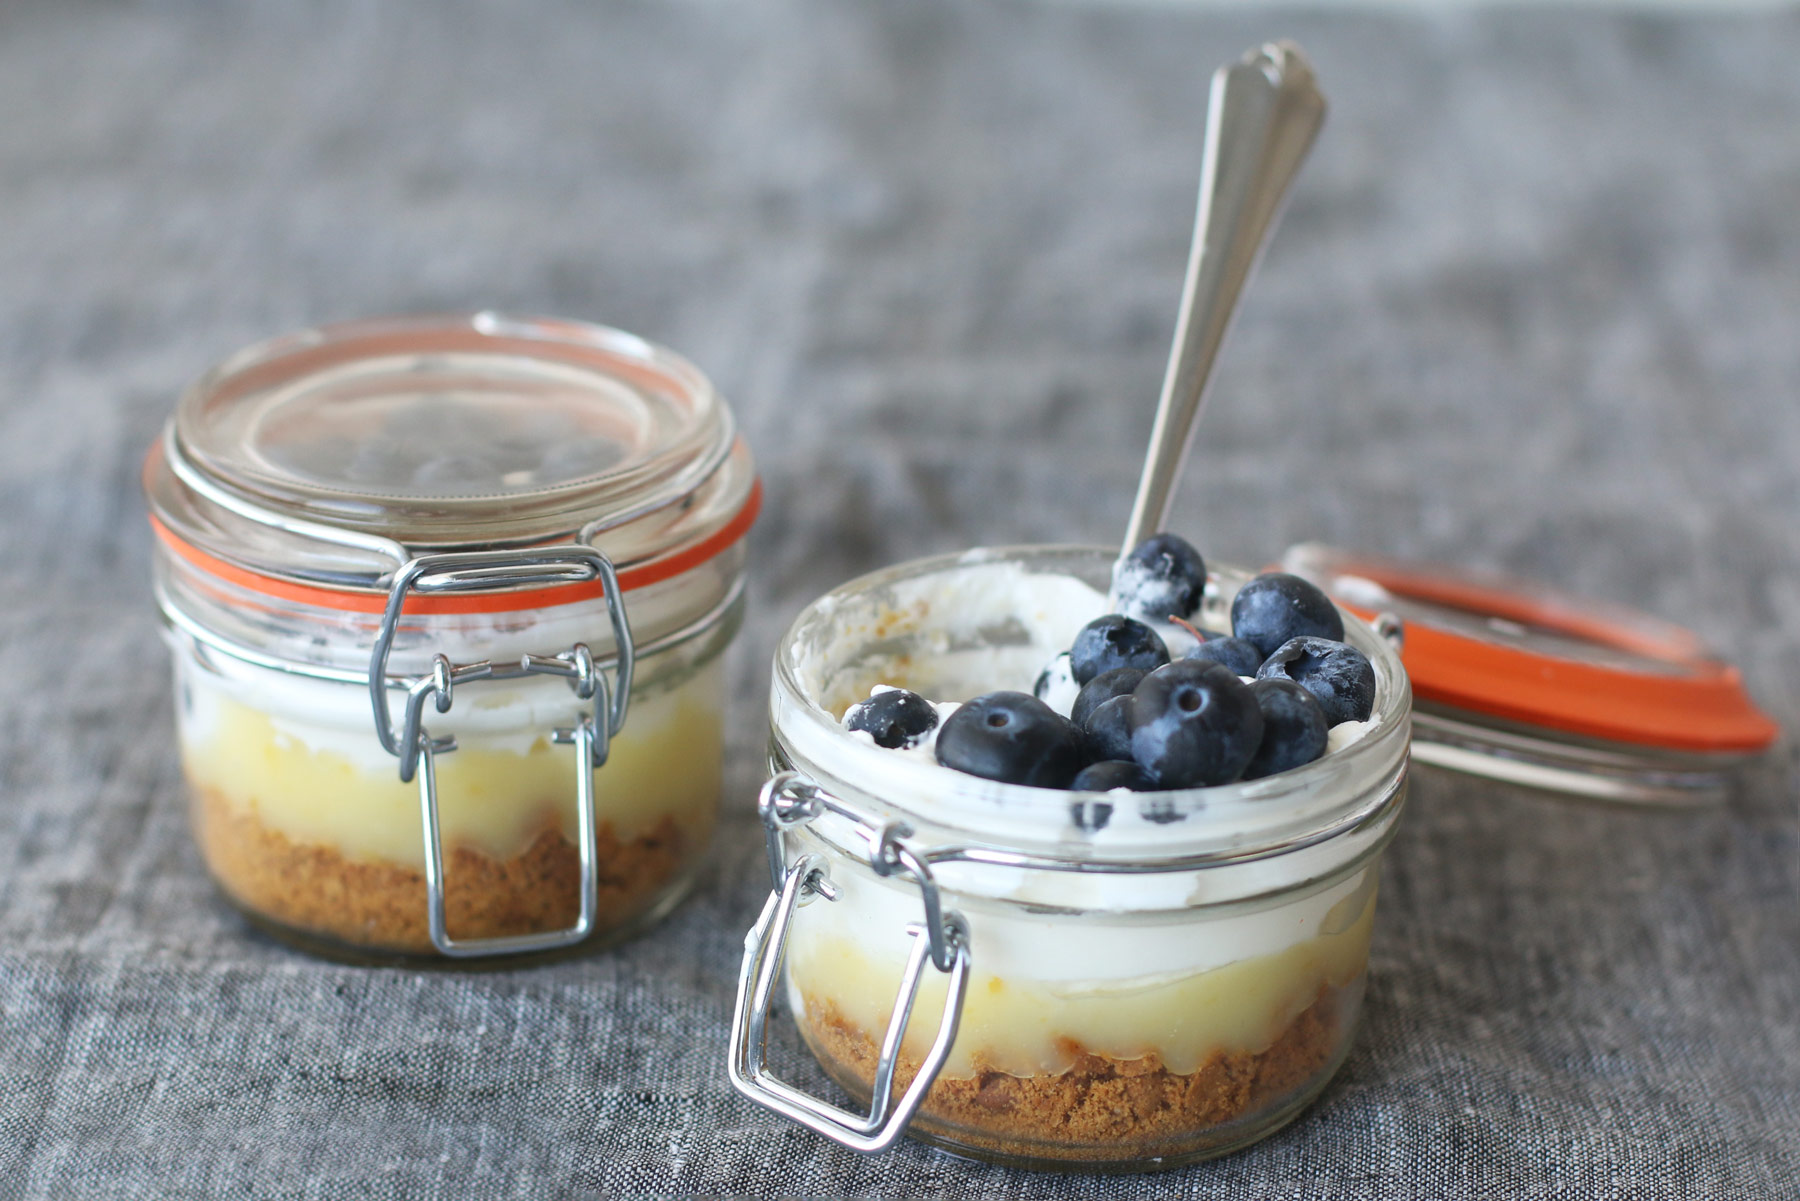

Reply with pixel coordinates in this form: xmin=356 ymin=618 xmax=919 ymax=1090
xmin=729 ymin=545 xmax=1410 ymax=1171
xmin=144 ymin=314 xmax=758 ymax=962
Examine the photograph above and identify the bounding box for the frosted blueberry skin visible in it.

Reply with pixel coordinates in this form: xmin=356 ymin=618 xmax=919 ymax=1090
xmin=1242 ymin=678 xmax=1331 ymax=780
xmin=936 ymin=691 xmax=1089 ymax=788
xmin=1128 ymin=660 xmax=1265 ymax=788
xmin=1230 ymin=572 xmax=1345 ymax=659
xmin=1138 ymin=794 xmax=1187 ymax=824
xmin=1069 ymin=615 xmax=1170 ymax=685
xmin=844 ymin=688 xmax=939 ymax=749
xmin=1068 ymin=796 xmax=1115 ymax=832
xmin=1186 ymin=635 xmax=1265 ymax=678
xmin=1083 ymin=694 xmax=1136 ymax=762
xmin=1070 ymin=759 xmax=1157 ymax=792
xmin=1070 ymin=667 xmax=1148 ymax=729
xmin=1113 ymin=533 xmax=1207 ymax=622
xmin=1258 ymin=637 xmax=1377 ymax=726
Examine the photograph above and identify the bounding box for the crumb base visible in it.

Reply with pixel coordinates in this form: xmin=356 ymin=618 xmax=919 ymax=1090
xmin=798 ymin=977 xmax=1360 ymax=1171
xmin=192 ymin=784 xmax=703 ymax=960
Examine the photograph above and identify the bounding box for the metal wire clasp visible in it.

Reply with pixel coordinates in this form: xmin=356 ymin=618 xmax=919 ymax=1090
xmin=366 ymin=546 xmax=635 ymax=958
xmin=728 ymin=771 xmax=971 ymax=1153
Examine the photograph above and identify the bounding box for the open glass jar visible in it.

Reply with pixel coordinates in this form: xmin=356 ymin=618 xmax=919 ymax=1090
xmin=145 ymin=314 xmax=758 ymax=962
xmin=730 ymin=546 xmax=1410 ymax=1170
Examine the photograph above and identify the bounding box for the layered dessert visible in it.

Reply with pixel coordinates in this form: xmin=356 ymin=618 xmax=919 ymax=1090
xmin=177 ymin=638 xmax=723 ymax=957
xmin=142 ymin=311 xmax=758 ymax=962
xmin=785 ymin=855 xmax=1376 ymax=1164
xmin=771 ymin=537 xmax=1406 ymax=1166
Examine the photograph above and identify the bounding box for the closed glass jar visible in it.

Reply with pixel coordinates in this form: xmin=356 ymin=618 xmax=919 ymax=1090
xmin=145 ymin=314 xmax=758 ymax=962
xmin=731 ymin=546 xmax=1410 ymax=1170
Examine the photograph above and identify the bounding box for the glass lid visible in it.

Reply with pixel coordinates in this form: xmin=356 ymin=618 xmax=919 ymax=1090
xmin=146 ymin=313 xmax=754 ymax=591
xmin=171 ymin=312 xmax=730 ymax=542
xmin=1281 ymin=543 xmax=1779 ymax=806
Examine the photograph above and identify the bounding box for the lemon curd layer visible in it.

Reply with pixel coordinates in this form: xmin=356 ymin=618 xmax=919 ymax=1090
xmin=785 ymin=874 xmax=1376 ymax=1080
xmin=178 ymin=655 xmax=724 ymax=867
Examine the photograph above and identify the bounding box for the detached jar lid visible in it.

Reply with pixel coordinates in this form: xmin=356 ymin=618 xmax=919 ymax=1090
xmin=1281 ymin=543 xmax=1778 ymax=806
xmin=144 ymin=313 xmax=760 ymax=613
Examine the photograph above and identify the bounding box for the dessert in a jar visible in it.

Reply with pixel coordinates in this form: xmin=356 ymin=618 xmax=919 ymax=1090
xmin=730 ymin=542 xmax=1410 ymax=1169
xmin=725 ymin=27 xmax=1780 ymax=1167
xmin=722 ymin=41 xmax=1397 ymax=1167
xmin=145 ymin=314 xmax=758 ymax=961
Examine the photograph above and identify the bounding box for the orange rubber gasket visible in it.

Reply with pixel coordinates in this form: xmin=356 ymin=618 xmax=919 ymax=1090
xmin=151 ymin=477 xmax=761 ymax=616
xmin=1325 ymin=561 xmax=1777 ymax=754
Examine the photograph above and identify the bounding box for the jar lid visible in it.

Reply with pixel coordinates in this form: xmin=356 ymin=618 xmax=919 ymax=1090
xmin=144 ymin=313 xmax=759 ymax=610
xmin=1281 ymin=543 xmax=1778 ymax=805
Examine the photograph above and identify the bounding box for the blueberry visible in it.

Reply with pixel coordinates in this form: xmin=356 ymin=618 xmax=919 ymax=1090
xmin=1113 ymin=533 xmax=1208 ymax=622
xmin=1230 ymin=572 xmax=1345 ymax=659
xmin=936 ymin=691 xmax=1089 ymax=788
xmin=1082 ymin=694 xmax=1136 ymax=762
xmin=1069 ymin=615 xmax=1169 ymax=685
xmin=1242 ymin=678 xmax=1331 ymax=780
xmin=844 ymin=688 xmax=939 ymax=749
xmin=1257 ymin=637 xmax=1377 ymax=726
xmin=1070 ymin=759 xmax=1156 ymax=792
xmin=1069 ymin=797 xmax=1114 ymax=832
xmin=1138 ymin=795 xmax=1187 ymax=824
xmin=1128 ymin=660 xmax=1264 ymax=788
xmin=1033 ymin=652 xmax=1080 ymax=714
xmin=1070 ymin=667 xmax=1147 ymax=729
xmin=1185 ymin=635 xmax=1264 ymax=678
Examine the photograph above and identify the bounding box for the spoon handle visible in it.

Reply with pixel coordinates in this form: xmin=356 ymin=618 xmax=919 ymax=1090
xmin=1120 ymin=42 xmax=1327 ymax=555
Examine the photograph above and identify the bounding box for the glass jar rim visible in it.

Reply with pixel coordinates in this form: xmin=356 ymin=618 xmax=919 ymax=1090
xmin=769 ymin=544 xmax=1413 ymax=867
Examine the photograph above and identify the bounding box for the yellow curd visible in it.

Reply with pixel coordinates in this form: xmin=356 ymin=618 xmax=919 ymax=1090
xmin=786 ymin=878 xmax=1376 ymax=1079
xmin=180 ymin=656 xmax=724 ymax=867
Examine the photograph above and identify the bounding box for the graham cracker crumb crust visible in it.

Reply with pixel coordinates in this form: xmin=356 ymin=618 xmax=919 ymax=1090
xmin=193 ymin=785 xmax=696 ymax=954
xmin=799 ymin=981 xmax=1351 ymax=1163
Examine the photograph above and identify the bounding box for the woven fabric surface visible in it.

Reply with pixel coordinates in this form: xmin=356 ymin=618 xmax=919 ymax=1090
xmin=0 ymin=1 xmax=1796 ymax=1197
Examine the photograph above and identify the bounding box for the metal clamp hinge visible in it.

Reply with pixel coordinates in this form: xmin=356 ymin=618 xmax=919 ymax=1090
xmin=729 ymin=772 xmax=971 ymax=1153
xmin=367 ymin=546 xmax=635 ymax=958
xmin=758 ymin=772 xmax=963 ymax=972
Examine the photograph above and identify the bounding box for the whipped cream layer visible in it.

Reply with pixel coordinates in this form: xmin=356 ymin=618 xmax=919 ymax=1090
xmin=804 ymin=559 xmax=1210 ymax=718
xmin=778 ymin=552 xmax=1406 ymax=880
xmin=824 ymin=558 xmax=1368 ymax=760
xmin=176 ymin=642 xmax=723 ymax=866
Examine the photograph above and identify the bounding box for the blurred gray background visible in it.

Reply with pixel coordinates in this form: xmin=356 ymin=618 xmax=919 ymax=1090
xmin=0 ymin=1 xmax=1795 ymax=1197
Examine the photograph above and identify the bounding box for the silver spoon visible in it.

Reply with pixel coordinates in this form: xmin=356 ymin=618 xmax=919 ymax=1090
xmin=1117 ymin=42 xmax=1327 ymax=570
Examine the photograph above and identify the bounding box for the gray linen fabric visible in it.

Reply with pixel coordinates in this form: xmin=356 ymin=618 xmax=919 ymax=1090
xmin=1 ymin=1 xmax=1797 ymax=1196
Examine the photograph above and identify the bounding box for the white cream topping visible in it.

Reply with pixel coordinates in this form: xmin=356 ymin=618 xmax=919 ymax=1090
xmin=793 ymin=852 xmax=1376 ymax=985
xmin=1327 ymin=719 xmax=1377 ymax=754
xmin=180 ymin=653 xmax=601 ymax=770
xmin=799 ymin=562 xmax=1112 ymax=714
xmin=172 ymin=612 xmax=710 ymax=771
xmin=810 ymin=562 xmax=1391 ymax=988
xmin=1034 ymin=654 xmax=1082 ymax=717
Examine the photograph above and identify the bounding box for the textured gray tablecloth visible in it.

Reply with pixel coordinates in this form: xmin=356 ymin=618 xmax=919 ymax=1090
xmin=2 ymin=1 xmax=1797 ymax=1197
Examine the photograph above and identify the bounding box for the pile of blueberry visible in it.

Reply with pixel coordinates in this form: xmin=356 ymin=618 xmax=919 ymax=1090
xmin=843 ymin=534 xmax=1377 ymax=794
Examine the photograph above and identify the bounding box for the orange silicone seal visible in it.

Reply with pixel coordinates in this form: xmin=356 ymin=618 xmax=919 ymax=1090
xmin=1302 ymin=551 xmax=1778 ymax=755
xmin=151 ymin=477 xmax=762 ymax=617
